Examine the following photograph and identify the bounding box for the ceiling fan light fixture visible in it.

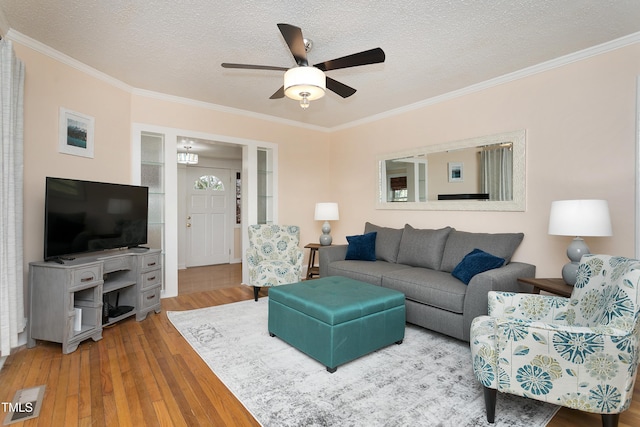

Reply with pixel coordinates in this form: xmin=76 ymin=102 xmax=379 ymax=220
xmin=284 ymin=66 xmax=326 ymax=108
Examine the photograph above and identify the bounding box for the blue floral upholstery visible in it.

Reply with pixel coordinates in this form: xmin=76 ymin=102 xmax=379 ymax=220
xmin=246 ymin=224 xmax=303 ymax=300
xmin=470 ymin=254 xmax=640 ymax=427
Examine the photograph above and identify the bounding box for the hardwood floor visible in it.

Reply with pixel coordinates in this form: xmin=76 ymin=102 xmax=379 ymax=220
xmin=177 ymin=263 xmax=244 ymax=295
xmin=1 ymin=264 xmax=638 ymax=426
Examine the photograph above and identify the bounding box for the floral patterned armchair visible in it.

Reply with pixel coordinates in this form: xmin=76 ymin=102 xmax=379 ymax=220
xmin=471 ymin=254 xmax=640 ymax=427
xmin=246 ymin=224 xmax=304 ymax=301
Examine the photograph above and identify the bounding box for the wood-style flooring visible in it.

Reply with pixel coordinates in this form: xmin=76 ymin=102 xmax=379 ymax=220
xmin=1 ymin=264 xmax=639 ymax=426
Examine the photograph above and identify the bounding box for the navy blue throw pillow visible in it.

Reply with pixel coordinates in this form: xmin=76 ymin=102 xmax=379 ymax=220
xmin=345 ymin=232 xmax=377 ymax=261
xmin=452 ymin=248 xmax=505 ymax=285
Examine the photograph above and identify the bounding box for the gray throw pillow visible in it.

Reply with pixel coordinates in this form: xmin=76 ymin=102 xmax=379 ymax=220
xmin=364 ymin=222 xmax=404 ymax=263
xmin=396 ymin=225 xmax=453 ymax=270
xmin=440 ymin=230 xmax=524 ymax=273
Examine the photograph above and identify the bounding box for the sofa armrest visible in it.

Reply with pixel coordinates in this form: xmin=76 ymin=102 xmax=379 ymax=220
xmin=462 ymin=261 xmax=536 ymax=341
xmin=319 ymin=245 xmax=348 ymax=277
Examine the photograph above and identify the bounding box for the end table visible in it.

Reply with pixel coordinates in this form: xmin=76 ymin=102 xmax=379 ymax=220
xmin=304 ymin=243 xmax=324 ymax=280
xmin=517 ymin=277 xmax=573 ymax=298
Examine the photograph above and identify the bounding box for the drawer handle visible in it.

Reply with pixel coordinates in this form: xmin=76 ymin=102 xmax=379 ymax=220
xmin=146 ymin=294 xmax=156 ymax=300
xmin=80 ymin=275 xmax=94 ymax=282
xmin=147 ymin=276 xmax=156 ymax=281
xmin=147 ymin=262 xmax=156 ymax=267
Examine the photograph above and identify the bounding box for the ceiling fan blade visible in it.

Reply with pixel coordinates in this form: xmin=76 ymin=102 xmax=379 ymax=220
xmin=221 ymin=63 xmax=288 ymax=71
xmin=269 ymin=86 xmax=285 ymax=99
xmin=277 ymin=23 xmax=308 ymax=66
xmin=314 ymin=47 xmax=385 ymax=71
xmin=326 ymin=77 xmax=357 ymax=98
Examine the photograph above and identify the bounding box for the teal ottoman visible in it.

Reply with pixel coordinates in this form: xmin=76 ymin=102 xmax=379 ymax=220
xmin=268 ymin=276 xmax=406 ymax=373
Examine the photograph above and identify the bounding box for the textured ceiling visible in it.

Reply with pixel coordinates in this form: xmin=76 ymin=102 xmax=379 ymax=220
xmin=2 ymin=0 xmax=640 ymax=129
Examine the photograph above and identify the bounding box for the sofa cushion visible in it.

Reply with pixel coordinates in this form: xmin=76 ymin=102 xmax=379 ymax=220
xmin=451 ymin=248 xmax=505 ymax=285
xmin=382 ymin=268 xmax=468 ymax=314
xmin=364 ymin=222 xmax=404 ymax=263
xmin=328 ymin=260 xmax=412 ymax=286
xmin=396 ymin=225 xmax=453 ymax=270
xmin=345 ymin=232 xmax=377 ymax=261
xmin=440 ymin=230 xmax=524 ymax=273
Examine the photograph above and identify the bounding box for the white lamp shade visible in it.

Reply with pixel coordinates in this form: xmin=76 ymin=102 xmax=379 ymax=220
xmin=314 ymin=202 xmax=339 ymax=221
xmin=548 ymin=199 xmax=612 ymax=237
xmin=284 ymin=67 xmax=326 ymax=101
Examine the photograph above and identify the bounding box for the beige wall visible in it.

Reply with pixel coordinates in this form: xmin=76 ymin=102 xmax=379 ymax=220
xmin=15 ymin=38 xmax=640 ymax=290
xmin=17 ymin=42 xmax=331 ymax=286
xmin=329 ymin=43 xmax=640 ymax=277
xmin=17 ymin=43 xmax=133 ymax=271
xmin=130 ymin=95 xmax=331 ymax=248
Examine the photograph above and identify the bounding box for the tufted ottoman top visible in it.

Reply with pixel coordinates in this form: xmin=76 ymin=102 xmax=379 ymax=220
xmin=268 ymin=276 xmax=405 ymax=326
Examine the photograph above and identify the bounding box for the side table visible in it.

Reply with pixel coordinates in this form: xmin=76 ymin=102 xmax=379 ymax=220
xmin=304 ymin=243 xmax=324 ymax=280
xmin=517 ymin=277 xmax=573 ymax=298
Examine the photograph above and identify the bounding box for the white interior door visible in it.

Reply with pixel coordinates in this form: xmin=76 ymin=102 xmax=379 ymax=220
xmin=186 ymin=166 xmax=230 ymax=267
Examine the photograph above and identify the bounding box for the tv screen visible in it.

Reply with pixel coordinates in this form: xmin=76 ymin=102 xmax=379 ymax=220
xmin=44 ymin=177 xmax=149 ymax=260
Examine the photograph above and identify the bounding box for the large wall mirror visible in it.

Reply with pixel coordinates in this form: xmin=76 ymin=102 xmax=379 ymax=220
xmin=377 ymin=130 xmax=525 ymax=211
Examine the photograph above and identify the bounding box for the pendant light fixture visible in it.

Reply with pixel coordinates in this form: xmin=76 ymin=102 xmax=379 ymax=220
xmin=177 ymin=144 xmax=198 ymax=165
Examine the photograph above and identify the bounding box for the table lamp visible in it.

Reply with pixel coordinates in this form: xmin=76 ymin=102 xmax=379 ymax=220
xmin=548 ymin=199 xmax=612 ymax=285
xmin=314 ymin=202 xmax=339 ymax=246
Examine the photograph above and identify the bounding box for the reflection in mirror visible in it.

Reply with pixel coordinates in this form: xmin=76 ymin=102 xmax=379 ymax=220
xmin=386 ymin=157 xmax=427 ymax=202
xmin=377 ymin=130 xmax=525 ymax=211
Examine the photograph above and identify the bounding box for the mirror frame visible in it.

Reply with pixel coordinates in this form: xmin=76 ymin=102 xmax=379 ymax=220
xmin=376 ymin=130 xmax=526 ymax=211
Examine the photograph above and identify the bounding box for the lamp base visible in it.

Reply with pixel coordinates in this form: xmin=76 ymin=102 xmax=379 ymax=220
xmin=319 ymin=234 xmax=332 ymax=246
xmin=561 ymin=262 xmax=579 ymax=286
xmin=319 ymin=220 xmax=332 ymax=246
xmin=562 ymin=237 xmax=591 ymax=286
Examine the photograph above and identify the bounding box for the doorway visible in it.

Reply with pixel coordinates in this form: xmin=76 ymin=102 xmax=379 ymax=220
xmin=184 ymin=166 xmax=231 ymax=267
xmin=132 ymin=124 xmax=278 ymax=298
xmin=177 ymin=137 xmax=243 ymax=268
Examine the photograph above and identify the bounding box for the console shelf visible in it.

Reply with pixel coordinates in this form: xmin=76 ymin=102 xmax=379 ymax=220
xmin=28 ymin=248 xmax=162 ymax=354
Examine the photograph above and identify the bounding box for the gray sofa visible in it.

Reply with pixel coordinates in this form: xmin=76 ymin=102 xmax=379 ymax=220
xmin=319 ymin=222 xmax=535 ymax=341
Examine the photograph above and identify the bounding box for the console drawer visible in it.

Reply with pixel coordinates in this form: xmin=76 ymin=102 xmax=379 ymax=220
xmin=71 ymin=265 xmax=102 ymax=288
xmin=139 ymin=253 xmax=161 ymax=272
xmin=140 ymin=269 xmax=161 ymax=290
xmin=102 ymin=256 xmax=132 ymax=274
xmin=140 ymin=286 xmax=160 ymax=310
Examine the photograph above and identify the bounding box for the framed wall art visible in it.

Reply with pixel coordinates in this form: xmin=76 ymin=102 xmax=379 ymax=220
xmin=58 ymin=107 xmax=95 ymax=158
xmin=448 ymin=162 xmax=463 ymax=182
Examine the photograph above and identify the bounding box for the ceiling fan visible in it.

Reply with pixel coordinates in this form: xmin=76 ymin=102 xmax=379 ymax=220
xmin=221 ymin=23 xmax=385 ymax=109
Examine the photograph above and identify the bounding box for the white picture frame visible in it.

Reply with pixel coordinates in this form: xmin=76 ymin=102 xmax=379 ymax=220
xmin=58 ymin=107 xmax=94 ymax=158
xmin=448 ymin=162 xmax=463 ymax=182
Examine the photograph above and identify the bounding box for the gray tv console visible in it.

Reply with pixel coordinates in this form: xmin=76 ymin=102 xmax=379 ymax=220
xmin=28 ymin=248 xmax=162 ymax=354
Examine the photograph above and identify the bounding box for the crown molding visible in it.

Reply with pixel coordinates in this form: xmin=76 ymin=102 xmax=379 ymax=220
xmin=6 ymin=29 xmax=133 ymax=93
xmin=330 ymin=31 xmax=640 ymax=132
xmin=5 ymin=29 xmax=329 ymax=133
xmin=130 ymin=88 xmax=330 ymax=133
xmin=6 ymin=28 xmax=640 ymax=134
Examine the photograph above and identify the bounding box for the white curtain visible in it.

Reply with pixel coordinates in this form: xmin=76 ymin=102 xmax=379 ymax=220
xmin=480 ymin=146 xmax=513 ymax=201
xmin=0 ymin=39 xmax=25 ymax=356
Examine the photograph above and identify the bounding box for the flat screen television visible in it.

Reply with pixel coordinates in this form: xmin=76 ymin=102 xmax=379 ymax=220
xmin=44 ymin=177 xmax=149 ymax=260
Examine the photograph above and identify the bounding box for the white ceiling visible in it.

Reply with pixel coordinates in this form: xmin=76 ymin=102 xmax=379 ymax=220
xmin=2 ymin=0 xmax=640 ymax=132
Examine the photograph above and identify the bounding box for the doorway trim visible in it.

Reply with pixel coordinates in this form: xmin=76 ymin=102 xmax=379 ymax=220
xmin=131 ymin=123 xmax=278 ymax=297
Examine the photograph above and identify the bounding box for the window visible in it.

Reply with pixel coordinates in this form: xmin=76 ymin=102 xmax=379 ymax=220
xmin=194 ymin=175 xmax=225 ymax=191
xmin=389 ymin=176 xmax=408 ymax=202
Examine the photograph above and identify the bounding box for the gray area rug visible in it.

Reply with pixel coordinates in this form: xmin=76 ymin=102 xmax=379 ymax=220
xmin=167 ymin=298 xmax=558 ymax=427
